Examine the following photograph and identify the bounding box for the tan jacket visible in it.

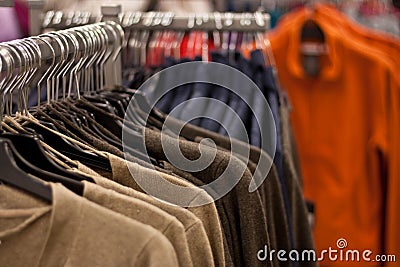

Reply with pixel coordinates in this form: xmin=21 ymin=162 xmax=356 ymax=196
xmin=0 ymin=182 xmax=179 ymax=267
xmin=161 ymin=161 xmax=235 ymax=267
xmin=75 ymin=165 xmax=215 ymax=267
xmin=82 ymin=181 xmax=193 ymax=267
xmin=146 ymin=165 xmax=226 ymax=267
xmin=106 ymin=152 xmax=218 ymax=267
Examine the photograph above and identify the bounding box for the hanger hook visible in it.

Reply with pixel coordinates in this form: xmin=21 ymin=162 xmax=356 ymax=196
xmin=9 ymin=40 xmax=36 ymax=114
xmin=0 ymin=43 xmax=24 ymax=113
xmin=38 ymin=33 xmax=65 ymax=105
xmin=19 ymin=38 xmax=42 ymax=114
xmin=31 ymin=36 xmax=55 ymax=109
xmin=0 ymin=46 xmax=15 ymax=128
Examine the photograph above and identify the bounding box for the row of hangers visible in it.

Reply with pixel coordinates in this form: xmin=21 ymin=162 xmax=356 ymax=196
xmin=40 ymin=10 xmax=270 ymax=32
xmin=38 ymin=9 xmax=272 ymax=67
xmin=0 ymin=21 xmax=167 ymax=202
xmin=128 ymin=11 xmax=269 ymax=64
xmin=0 ymin=21 xmax=123 ymax=114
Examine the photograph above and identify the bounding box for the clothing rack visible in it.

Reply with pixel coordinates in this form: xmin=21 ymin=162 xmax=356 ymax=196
xmin=0 ymin=21 xmax=124 ymax=90
xmin=30 ymin=3 xmax=270 ymax=34
xmin=120 ymin=11 xmax=270 ymax=31
xmin=29 ymin=4 xmax=270 ymax=81
xmin=25 ymin=3 xmax=271 ymax=91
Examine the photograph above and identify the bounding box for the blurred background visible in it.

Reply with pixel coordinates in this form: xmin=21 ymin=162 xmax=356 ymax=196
xmin=2 ymin=0 xmax=400 ymax=41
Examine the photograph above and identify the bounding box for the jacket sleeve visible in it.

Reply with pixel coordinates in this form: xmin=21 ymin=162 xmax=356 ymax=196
xmin=135 ymin=233 xmax=179 ymax=267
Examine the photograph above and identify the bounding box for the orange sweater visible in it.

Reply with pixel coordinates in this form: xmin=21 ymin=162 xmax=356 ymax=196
xmin=268 ymin=7 xmax=398 ymax=267
xmin=313 ymin=6 xmax=400 ymax=266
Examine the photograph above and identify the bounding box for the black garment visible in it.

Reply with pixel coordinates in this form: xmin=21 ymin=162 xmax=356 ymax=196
xmin=41 ymin=105 xmax=125 ymax=159
xmin=136 ymin=50 xmax=279 ymax=152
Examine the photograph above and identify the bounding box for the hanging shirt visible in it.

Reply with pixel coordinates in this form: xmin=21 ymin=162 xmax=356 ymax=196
xmin=140 ymin=51 xmax=276 ymax=149
xmin=90 ymin=152 xmax=223 ymax=267
xmin=269 ymin=7 xmax=396 ymax=267
xmin=199 ymin=51 xmax=232 ymax=134
xmin=163 ymin=112 xmax=316 ymax=267
xmin=143 ymin=127 xmax=272 ymax=267
xmin=313 ymin=5 xmax=400 ymax=262
xmin=82 ymin=181 xmax=193 ymax=267
xmin=0 ymin=182 xmax=178 ymax=267
xmin=75 ymin=166 xmax=220 ymax=267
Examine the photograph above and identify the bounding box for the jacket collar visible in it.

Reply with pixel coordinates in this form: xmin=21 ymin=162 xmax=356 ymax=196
xmin=285 ymin=8 xmax=343 ymax=81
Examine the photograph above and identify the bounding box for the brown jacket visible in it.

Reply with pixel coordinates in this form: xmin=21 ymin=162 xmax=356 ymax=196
xmin=144 ymin=128 xmax=272 ymax=267
xmin=165 ymin=112 xmax=315 ymax=262
xmin=0 ymin=182 xmax=179 ymax=267
xmin=193 ymin=137 xmax=290 ymax=267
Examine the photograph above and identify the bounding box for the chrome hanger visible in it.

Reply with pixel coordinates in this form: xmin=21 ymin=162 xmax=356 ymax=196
xmin=0 ymin=43 xmax=21 ymax=125
xmin=99 ymin=24 xmax=116 ymax=88
xmin=187 ymin=13 xmax=196 ymax=58
xmin=93 ymin=25 xmax=108 ymax=91
xmin=91 ymin=24 xmax=108 ymax=91
xmin=2 ymin=42 xmax=25 ymax=116
xmin=38 ymin=33 xmax=66 ymax=104
xmin=53 ymin=31 xmax=79 ymax=99
xmin=81 ymin=25 xmax=101 ymax=92
xmin=140 ymin=12 xmax=153 ymax=66
xmin=0 ymin=49 xmax=13 ymax=128
xmin=213 ymin=12 xmax=222 ymax=50
xmin=20 ymin=37 xmax=42 ymax=114
xmin=104 ymin=21 xmax=125 ymax=86
xmin=10 ymin=40 xmax=37 ymax=114
xmin=66 ymin=27 xmax=88 ymax=98
xmin=1 ymin=42 xmax=26 ymax=116
xmin=47 ymin=31 xmax=70 ymax=101
xmin=79 ymin=26 xmax=94 ymax=92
